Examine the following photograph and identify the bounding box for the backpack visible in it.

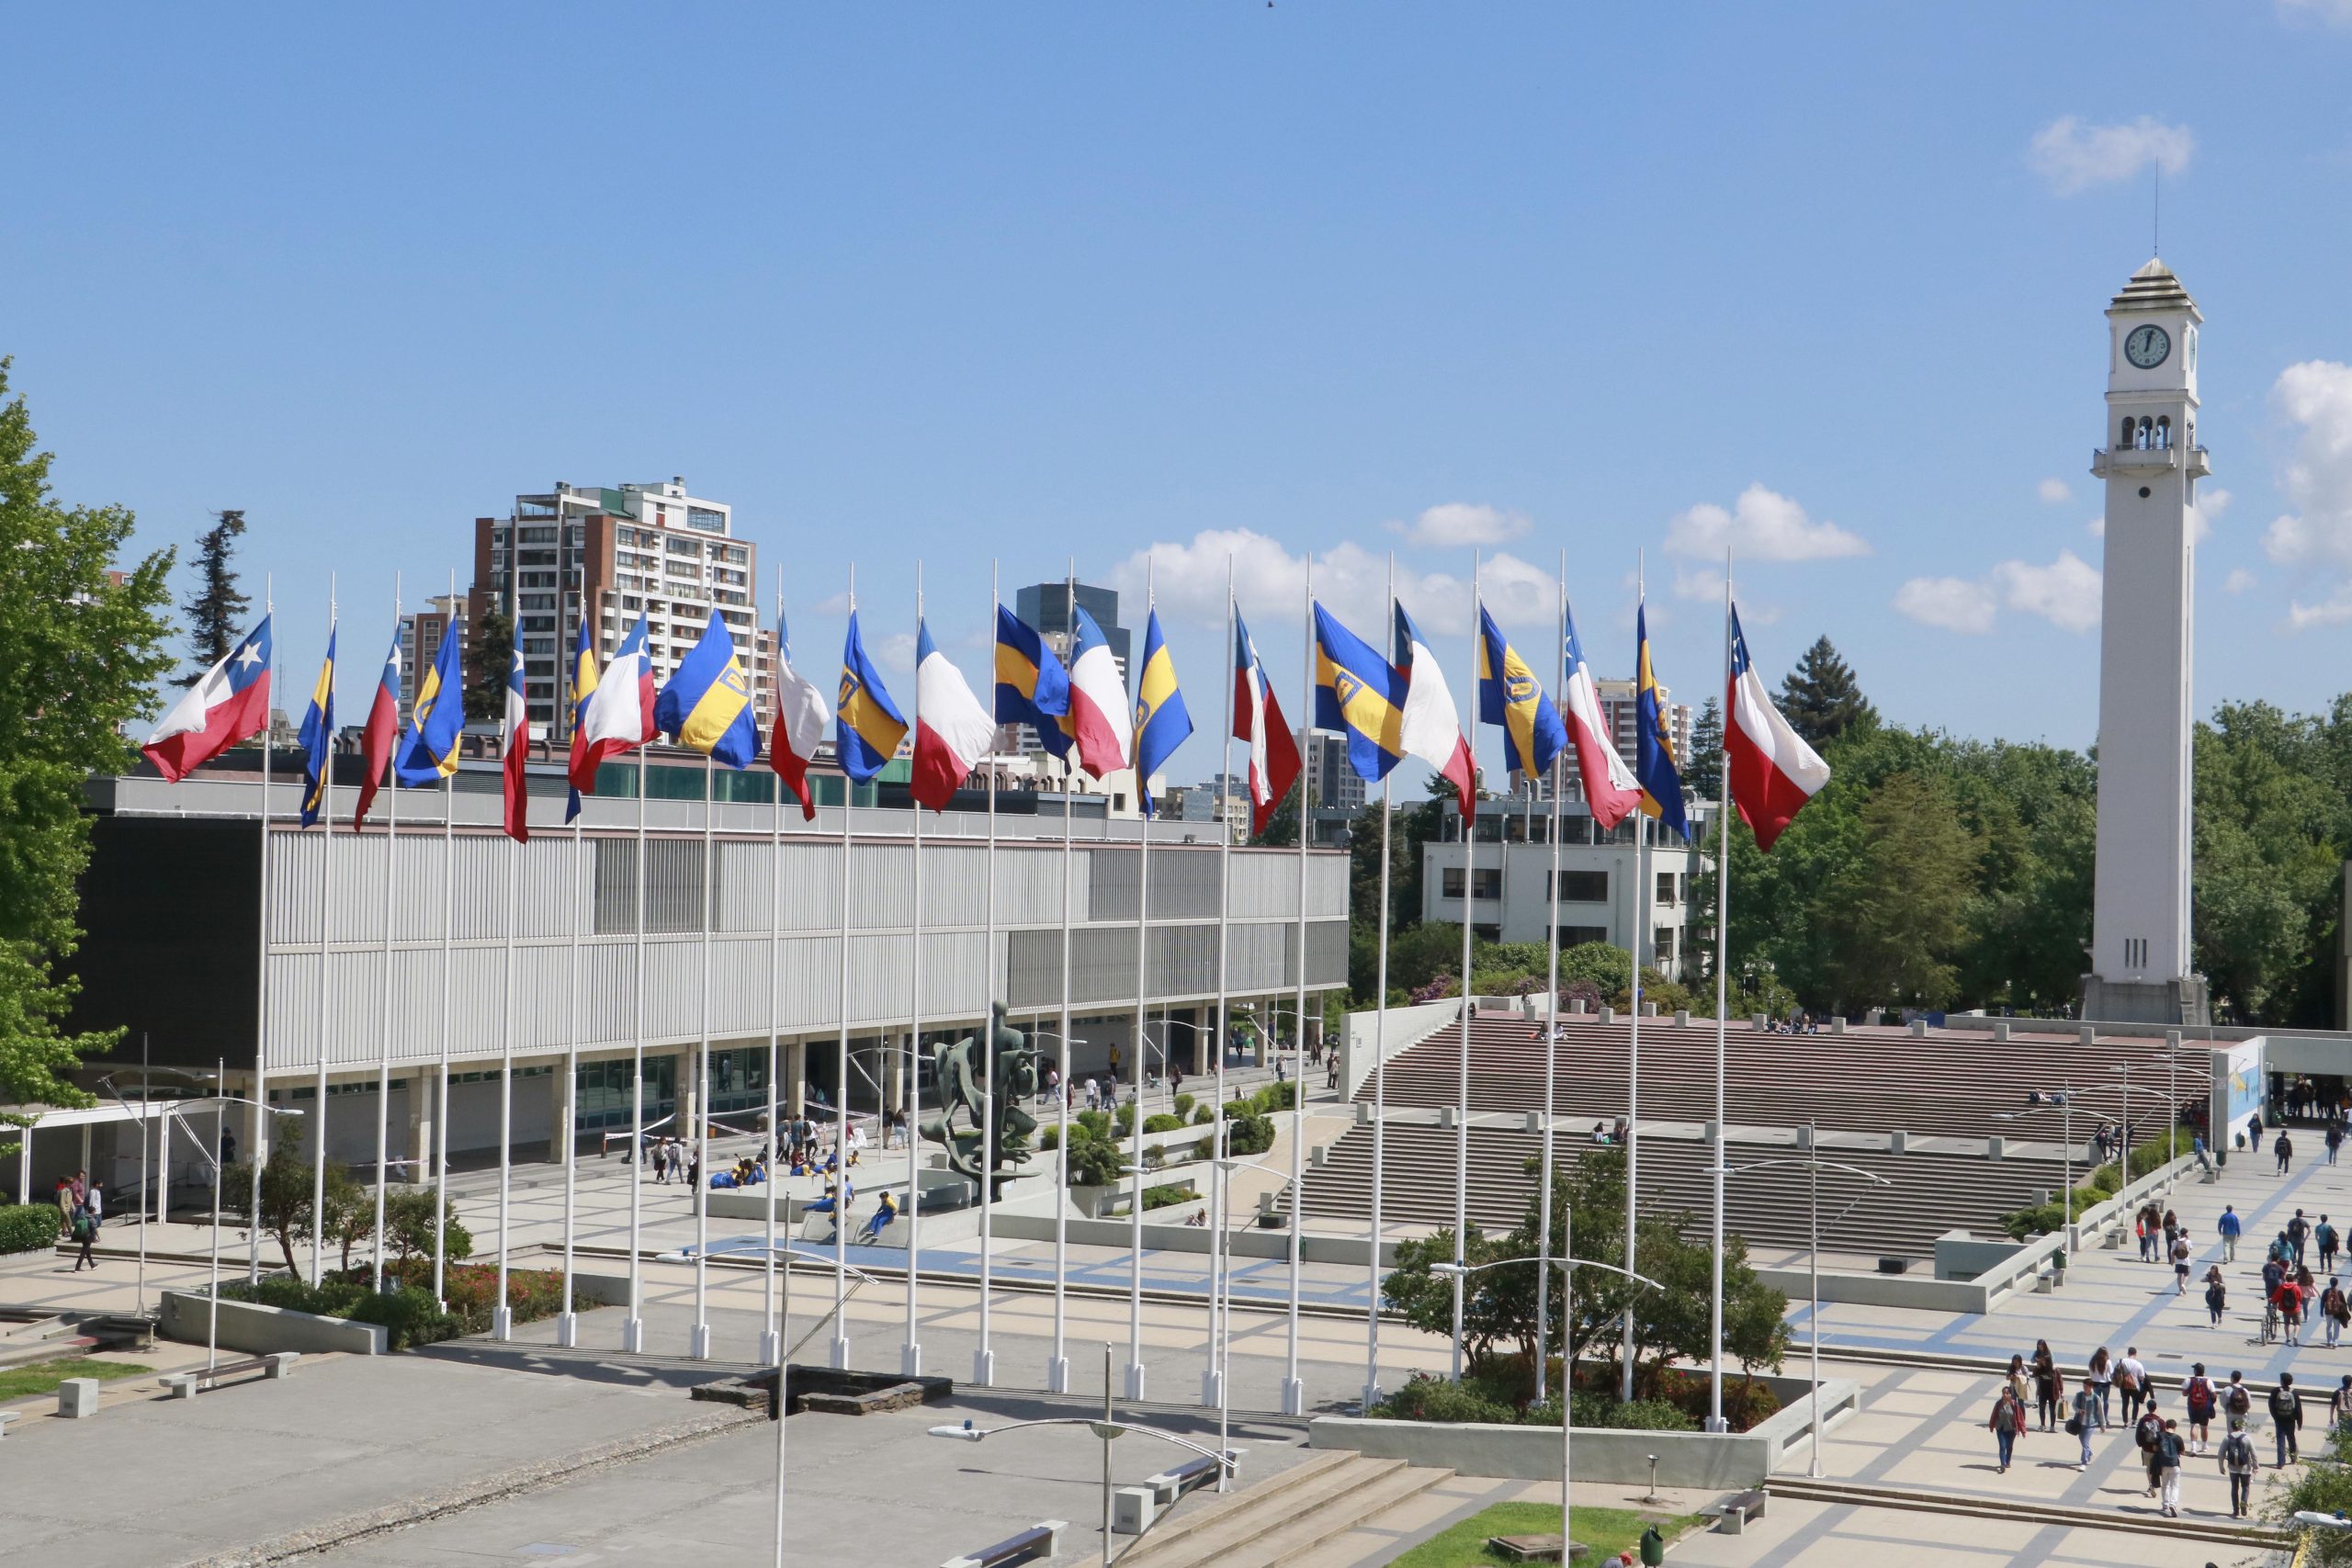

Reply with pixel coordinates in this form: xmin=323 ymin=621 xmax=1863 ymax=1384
xmin=2270 ymin=1389 xmax=2299 ymax=1423
xmin=2136 ymin=1415 xmax=2162 ymax=1452
xmin=70 ymin=1210 xmax=93 ymax=1241
xmin=2188 ymin=1378 xmax=2214 ymax=1416
xmin=2227 ymin=1384 xmax=2253 ymax=1416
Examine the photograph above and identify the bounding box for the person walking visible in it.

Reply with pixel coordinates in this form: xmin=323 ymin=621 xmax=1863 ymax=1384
xmin=68 ymin=1200 xmax=96 ymax=1271
xmin=2205 ymin=1265 xmax=2229 ymax=1327
xmin=2005 ymin=1352 xmax=2031 ymax=1411
xmin=2070 ymin=1380 xmax=2098 ymax=1466
xmin=2154 ymin=1419 xmax=2186 ymax=1518
xmin=2119 ymin=1348 xmax=2149 ymax=1425
xmin=1989 ymin=1384 xmax=2025 ymax=1474
xmin=2031 ymin=1340 xmax=2064 ymax=1432
xmin=2270 ymin=1373 xmax=2305 ymax=1468
xmin=2184 ymin=1364 xmax=2216 ymax=1455
xmin=2330 ymin=1122 xmax=2346 ymax=1167
xmin=2136 ymin=1206 xmax=2157 ymax=1263
xmin=2086 ymin=1347 xmax=2115 ymax=1427
xmin=2133 ymin=1395 xmax=2165 ymax=1497
xmin=2326 ymin=1278 xmax=2351 ymax=1349
xmin=2290 ymin=1209 xmax=2311 ymax=1269
xmin=84 ymin=1180 xmax=102 ymax=1228
xmin=2332 ymin=1374 xmax=2352 ymax=1437
xmin=2220 ymin=1203 xmax=2243 ymax=1262
xmin=2324 ymin=1215 xmax=2342 ymax=1275
xmin=2220 ymin=1417 xmax=2260 ymax=1518
xmin=2278 ymin=1129 xmax=2297 ymax=1175
xmin=2171 ymin=1231 xmax=2193 ymax=1293
xmin=2224 ymin=1371 xmax=2255 ymax=1431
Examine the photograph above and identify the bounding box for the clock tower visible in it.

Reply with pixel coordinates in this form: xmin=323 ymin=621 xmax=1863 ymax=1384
xmin=2082 ymin=257 xmax=2211 ymax=1025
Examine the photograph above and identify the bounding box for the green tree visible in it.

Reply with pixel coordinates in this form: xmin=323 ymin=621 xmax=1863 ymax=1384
xmin=1682 ymin=697 xmax=1723 ymax=802
xmin=228 ymin=1114 xmax=364 ymax=1274
xmin=467 ymin=604 xmax=514 ymax=724
xmin=177 ymin=508 xmax=247 ymax=685
xmin=1816 ymin=771 xmax=1978 ymax=1011
xmin=383 ymin=1186 xmax=471 ymax=1267
xmin=1776 ymin=637 xmax=1876 ymax=748
xmin=0 ymin=360 xmax=177 ymax=1150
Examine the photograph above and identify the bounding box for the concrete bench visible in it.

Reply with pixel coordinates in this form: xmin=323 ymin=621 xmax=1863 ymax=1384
xmin=160 ymin=1351 xmax=300 ymax=1398
xmin=939 ymin=1519 xmax=1067 ymax=1568
xmin=1713 ymin=1488 xmax=1768 ymax=1534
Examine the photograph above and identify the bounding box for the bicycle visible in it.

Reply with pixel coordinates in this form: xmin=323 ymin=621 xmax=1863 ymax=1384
xmin=2262 ymin=1300 xmax=2281 ymax=1345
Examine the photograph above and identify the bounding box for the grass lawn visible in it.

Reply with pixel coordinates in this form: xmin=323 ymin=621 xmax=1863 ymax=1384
xmin=1391 ymin=1502 xmax=1702 ymax=1567
xmin=0 ymin=1358 xmax=154 ymax=1403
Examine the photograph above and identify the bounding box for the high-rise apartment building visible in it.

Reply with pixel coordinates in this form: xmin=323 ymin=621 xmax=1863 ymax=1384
xmin=470 ymin=479 xmax=771 ymax=736
xmin=1533 ymin=679 xmax=1694 ymax=804
xmin=1008 ymin=581 xmax=1132 ymax=757
xmin=399 ymin=593 xmax=469 ymax=712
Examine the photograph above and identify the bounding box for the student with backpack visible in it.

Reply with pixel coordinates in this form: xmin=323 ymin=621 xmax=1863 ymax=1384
xmin=2118 ymin=1348 xmax=2149 ymax=1425
xmin=2171 ymin=1231 xmax=2193 ymax=1292
xmin=2154 ymin=1420 xmax=2187 ymax=1518
xmin=2271 ymin=1374 xmax=2305 ymax=1468
xmin=2332 ymin=1374 xmax=2352 ymax=1436
xmin=2068 ymin=1381 xmax=2098 ymax=1466
xmin=68 ymin=1201 xmax=97 ymax=1271
xmin=2325 ymin=1279 xmax=2351 ymax=1349
xmin=2134 ymin=1395 xmax=2167 ymax=1498
xmin=2184 ymin=1364 xmax=2217 ymax=1455
xmin=2205 ymin=1266 xmax=2229 ymax=1327
xmin=2220 ymin=1417 xmax=2260 ymax=1518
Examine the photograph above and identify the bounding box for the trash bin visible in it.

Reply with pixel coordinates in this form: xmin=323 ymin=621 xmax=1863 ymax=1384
xmin=1639 ymin=1525 xmax=1667 ymax=1566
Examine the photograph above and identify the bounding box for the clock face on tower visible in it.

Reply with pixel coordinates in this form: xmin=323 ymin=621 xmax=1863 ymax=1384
xmin=2125 ymin=323 xmax=2171 ymax=370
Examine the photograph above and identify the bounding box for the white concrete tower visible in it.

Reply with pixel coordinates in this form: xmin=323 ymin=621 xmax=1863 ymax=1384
xmin=2083 ymin=257 xmax=2211 ymax=1025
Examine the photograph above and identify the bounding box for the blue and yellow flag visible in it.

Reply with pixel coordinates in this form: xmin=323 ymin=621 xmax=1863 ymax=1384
xmin=563 ymin=612 xmax=597 ymax=823
xmin=296 ymin=624 xmax=336 ymax=827
xmin=1476 ymin=605 xmax=1566 ymax=780
xmin=1131 ymin=608 xmax=1193 ymax=818
xmin=1634 ymin=601 xmax=1690 ymax=840
xmin=837 ymin=609 xmax=908 ymax=782
xmin=993 ymin=605 xmax=1071 ymax=761
xmin=655 ymin=609 xmax=760 ymax=769
xmin=394 ymin=618 xmax=466 ymax=787
xmin=1312 ymin=604 xmax=1406 ymax=782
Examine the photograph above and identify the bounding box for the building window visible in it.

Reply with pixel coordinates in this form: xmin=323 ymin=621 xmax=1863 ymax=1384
xmin=1656 ymin=872 xmax=1679 ymax=905
xmin=1562 ymin=925 xmax=1610 ymax=947
xmin=1551 ymin=869 xmax=1609 ymax=903
xmin=1654 ymin=927 xmax=1677 ymax=965
xmin=686 ymin=506 xmax=726 ymax=533
xmin=1441 ymin=868 xmax=1502 ymax=900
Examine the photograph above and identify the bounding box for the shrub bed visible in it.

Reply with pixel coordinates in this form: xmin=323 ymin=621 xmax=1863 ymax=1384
xmin=220 ymin=1262 xmax=567 ymax=1349
xmin=0 ymin=1203 xmax=60 ymax=1255
xmin=1371 ymin=1363 xmax=1780 ymax=1435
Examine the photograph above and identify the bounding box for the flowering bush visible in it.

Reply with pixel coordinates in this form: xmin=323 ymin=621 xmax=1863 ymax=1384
xmin=1410 ymin=973 xmax=1459 ymax=1003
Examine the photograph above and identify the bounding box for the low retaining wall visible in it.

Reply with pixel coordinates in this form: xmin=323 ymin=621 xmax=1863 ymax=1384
xmin=1342 ymin=999 xmax=1463 ymax=1102
xmin=1310 ymin=1372 xmax=1860 ymax=1489
xmin=988 ymin=1210 xmax=1403 ymax=1268
xmin=158 ymin=1290 xmax=387 ymax=1357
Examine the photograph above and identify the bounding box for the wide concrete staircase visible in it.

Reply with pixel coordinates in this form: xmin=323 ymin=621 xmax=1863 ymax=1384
xmin=1117 ymin=1450 xmax=1453 ymax=1568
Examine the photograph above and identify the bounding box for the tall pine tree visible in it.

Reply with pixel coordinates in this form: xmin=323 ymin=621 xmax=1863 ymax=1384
xmin=1777 ymin=637 xmax=1876 ymax=747
xmin=177 ymin=509 xmax=248 ymax=685
xmin=467 ymin=606 xmax=514 ymax=724
xmin=1683 ymin=696 xmax=1724 ymax=800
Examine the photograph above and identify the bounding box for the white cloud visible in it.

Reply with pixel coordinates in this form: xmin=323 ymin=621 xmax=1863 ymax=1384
xmin=2279 ymin=0 xmax=2352 ymax=28
xmin=1894 ymin=576 xmax=1999 ymax=634
xmin=2288 ymin=586 xmax=2352 ymax=630
xmin=2225 ymin=568 xmax=2258 ymax=595
xmin=2263 ymin=362 xmax=2352 ymax=575
xmin=2029 ymin=115 xmax=2193 ymax=196
xmin=874 ymin=631 xmax=917 ymax=673
xmin=2087 ymin=516 xmax=2105 ymax=538
xmin=2202 ymin=487 xmax=2233 ymax=518
xmin=1994 ymin=550 xmax=2104 ymax=633
xmin=1662 ymin=483 xmax=1870 ymax=563
xmin=2038 ymin=477 xmax=2073 ymax=504
xmin=1894 ymin=549 xmax=2103 ymax=635
xmin=1385 ymin=502 xmax=1530 ymax=548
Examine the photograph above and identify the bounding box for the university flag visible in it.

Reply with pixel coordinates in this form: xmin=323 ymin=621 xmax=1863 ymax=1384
xmin=1233 ymin=613 xmax=1301 ymax=838
xmin=911 ymin=621 xmax=996 ymax=811
xmin=1060 ymin=605 xmax=1131 ymax=779
xmin=394 ymin=620 xmax=465 ymax=787
xmin=142 ymin=615 xmax=273 ymax=783
xmin=1560 ymin=601 xmax=1642 ymax=831
xmin=571 ymin=614 xmax=655 ymax=797
xmin=768 ymin=606 xmax=832 ymax=821
xmin=1394 ymin=603 xmax=1476 ymax=819
xmin=295 ymin=625 xmax=336 ymax=828
xmin=1634 ymin=600 xmax=1690 ymax=841
xmin=993 ymin=606 xmax=1072 ymax=762
xmin=837 ymin=610 xmax=909 ymax=783
xmin=1475 ymin=605 xmax=1566 ymax=780
xmin=655 ymin=609 xmax=760 ymax=769
xmin=1131 ymin=608 xmax=1193 ymax=818
xmin=501 ymin=647 xmax=530 ymax=842
xmin=353 ymin=626 xmax=401 ymax=829
xmin=1311 ymin=603 xmax=1406 ymax=783
xmin=560 ymin=613 xmax=595 ymax=824
xmin=1724 ymin=602 xmax=1830 ymax=852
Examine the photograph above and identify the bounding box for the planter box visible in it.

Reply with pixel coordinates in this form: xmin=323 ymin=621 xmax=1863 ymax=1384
xmin=159 ymin=1290 xmax=387 ymax=1358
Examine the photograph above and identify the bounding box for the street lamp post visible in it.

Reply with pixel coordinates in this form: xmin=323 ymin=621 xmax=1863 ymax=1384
xmin=1208 ymin=1151 xmax=1281 ymax=1492
xmin=1433 ymin=1250 xmax=1665 ymax=1560
xmin=1710 ymin=1129 xmax=1889 ymax=1480
xmin=929 ymin=1342 xmax=1238 ymax=1568
xmin=1996 ymin=1087 xmax=2076 ymax=1248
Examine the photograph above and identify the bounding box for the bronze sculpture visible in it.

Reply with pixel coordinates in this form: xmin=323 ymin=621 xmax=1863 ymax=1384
xmin=919 ymin=1002 xmax=1041 ymax=1201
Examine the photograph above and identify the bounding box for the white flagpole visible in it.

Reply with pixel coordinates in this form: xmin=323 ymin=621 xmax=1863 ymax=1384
xmin=371 ymin=577 xmax=401 ymax=1296
xmin=1283 ymin=558 xmax=1310 ymax=1416
xmin=689 ymin=747 xmax=715 ymax=1359
xmin=1206 ymin=557 xmax=1235 ymax=1436
xmin=251 ymin=572 xmax=274 ymax=1289
xmin=558 ymin=698 xmax=582 ymax=1348
xmin=976 ymin=560 xmax=1000 ymax=1387
xmin=831 ymin=565 xmax=856 ymax=1371
xmin=904 ymin=563 xmax=927 ymax=1379
xmin=621 ymin=638 xmax=649 ymax=1354
xmin=1450 ymin=554 xmax=1477 ymax=1380
xmin=1048 ymin=558 xmax=1075 ymax=1396
xmin=494 ymin=720 xmax=519 ymax=1339
xmin=1707 ymin=549 xmax=1734 ymax=1431
xmin=1125 ymin=560 xmax=1154 ymax=1403
xmin=431 ymin=569 xmax=455 ymax=1311
xmin=1623 ymin=551 xmax=1647 ymax=1404
xmin=1533 ymin=553 xmax=1566 ymax=1404
xmin=1363 ymin=553 xmax=1394 ymax=1415
xmin=761 ymin=567 xmax=786 ymax=1365
xmin=311 ymin=581 xmax=336 ymax=1289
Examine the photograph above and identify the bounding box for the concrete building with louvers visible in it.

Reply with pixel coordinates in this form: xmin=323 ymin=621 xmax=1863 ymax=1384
xmin=64 ymin=754 xmax=1347 ymax=1175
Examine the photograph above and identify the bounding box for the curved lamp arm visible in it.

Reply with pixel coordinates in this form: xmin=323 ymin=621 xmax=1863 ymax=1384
xmin=929 ymin=1416 xmax=1238 ymax=1470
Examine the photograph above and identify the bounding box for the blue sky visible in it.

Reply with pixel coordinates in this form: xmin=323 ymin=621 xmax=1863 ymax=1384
xmin=9 ymin=3 xmax=2352 ymax=787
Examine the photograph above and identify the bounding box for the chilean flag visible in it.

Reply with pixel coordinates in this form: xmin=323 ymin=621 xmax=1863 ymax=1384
xmin=1724 ymin=603 xmax=1829 ymax=852
xmin=143 ymin=616 xmax=273 ymax=783
xmin=1060 ymin=605 xmax=1132 ymax=780
xmin=1561 ymin=600 xmax=1643 ymax=831
xmin=768 ymin=608 xmax=832 ymax=822
xmin=1392 ymin=603 xmax=1476 ymax=819
xmin=501 ymin=647 xmax=531 ymax=842
xmin=353 ymin=628 xmax=401 ymax=829
xmin=1231 ymin=613 xmax=1300 ymax=837
xmin=910 ymin=621 xmax=996 ymax=812
xmin=569 ymin=614 xmax=655 ymax=796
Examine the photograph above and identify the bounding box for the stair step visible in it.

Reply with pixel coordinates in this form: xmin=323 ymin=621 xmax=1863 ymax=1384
xmin=1120 ymin=1450 xmax=1363 ymax=1564
xmin=1765 ymin=1477 xmax=2280 ymax=1550
xmin=1224 ymin=1462 xmax=1454 ymax=1568
xmin=1123 ymin=1455 xmax=1408 ymax=1568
